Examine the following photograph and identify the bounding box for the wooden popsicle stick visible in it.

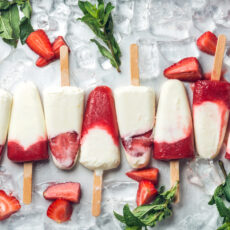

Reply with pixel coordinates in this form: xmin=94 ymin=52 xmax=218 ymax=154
xmin=170 ymin=160 xmax=179 ymax=203
xmin=92 ymin=170 xmax=103 ymax=217
xmin=23 ymin=162 xmax=33 ymax=204
xmin=60 ymin=45 xmax=70 ymax=87
xmin=211 ymin=34 xmax=226 ymax=81
xmin=130 ymin=44 xmax=140 ymax=86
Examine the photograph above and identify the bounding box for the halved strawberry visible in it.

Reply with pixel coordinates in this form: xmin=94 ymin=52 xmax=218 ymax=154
xmin=0 ymin=190 xmax=21 ymax=221
xmin=36 ymin=57 xmax=52 ymax=67
xmin=126 ymin=168 xmax=159 ymax=185
xmin=197 ymin=31 xmax=217 ymax=55
xmin=49 ymin=131 xmax=80 ymax=169
xmin=47 ymin=199 xmax=73 ymax=223
xmin=164 ymin=57 xmax=203 ymax=82
xmin=36 ymin=36 xmax=70 ymax=67
xmin=136 ymin=180 xmax=158 ymax=206
xmin=52 ymin=36 xmax=69 ymax=58
xmin=43 ymin=182 xmax=81 ymax=203
xmin=26 ymin=29 xmax=54 ymax=60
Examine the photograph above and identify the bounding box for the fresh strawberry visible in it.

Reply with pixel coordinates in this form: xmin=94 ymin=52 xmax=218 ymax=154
xmin=47 ymin=199 xmax=73 ymax=223
xmin=52 ymin=36 xmax=69 ymax=58
xmin=36 ymin=57 xmax=52 ymax=67
xmin=164 ymin=57 xmax=203 ymax=82
xmin=26 ymin=29 xmax=54 ymax=60
xmin=49 ymin=131 xmax=80 ymax=169
xmin=136 ymin=180 xmax=158 ymax=206
xmin=36 ymin=36 xmax=70 ymax=67
xmin=43 ymin=182 xmax=81 ymax=203
xmin=0 ymin=190 xmax=21 ymax=221
xmin=126 ymin=168 xmax=159 ymax=185
xmin=197 ymin=31 xmax=217 ymax=55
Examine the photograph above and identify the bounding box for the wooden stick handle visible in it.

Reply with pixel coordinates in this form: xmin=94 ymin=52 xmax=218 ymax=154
xmin=211 ymin=34 xmax=226 ymax=81
xmin=170 ymin=160 xmax=180 ymax=203
xmin=23 ymin=162 xmax=33 ymax=204
xmin=92 ymin=170 xmax=103 ymax=217
xmin=130 ymin=44 xmax=140 ymax=86
xmin=60 ymin=45 xmax=70 ymax=87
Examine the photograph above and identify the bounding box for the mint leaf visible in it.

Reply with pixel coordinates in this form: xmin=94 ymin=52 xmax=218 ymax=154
xmin=0 ymin=13 xmax=13 ymax=39
xmin=20 ymin=0 xmax=32 ymax=18
xmin=123 ymin=204 xmax=143 ymax=227
xmin=0 ymin=0 xmax=11 ymax=10
xmin=78 ymin=0 xmax=121 ymax=72
xmin=19 ymin=16 xmax=33 ymax=44
xmin=113 ymin=211 xmax=125 ymax=223
xmin=224 ymin=174 xmax=230 ymax=202
xmin=217 ymin=222 xmax=230 ymax=230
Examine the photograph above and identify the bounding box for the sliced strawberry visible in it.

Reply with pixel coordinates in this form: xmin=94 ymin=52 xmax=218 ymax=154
xmin=126 ymin=168 xmax=159 ymax=185
xmin=36 ymin=57 xmax=52 ymax=67
xmin=197 ymin=31 xmax=217 ymax=55
xmin=52 ymin=36 xmax=69 ymax=58
xmin=43 ymin=182 xmax=81 ymax=203
xmin=36 ymin=36 xmax=70 ymax=67
xmin=49 ymin=131 xmax=80 ymax=169
xmin=26 ymin=29 xmax=54 ymax=60
xmin=0 ymin=190 xmax=21 ymax=221
xmin=136 ymin=180 xmax=158 ymax=206
xmin=47 ymin=199 xmax=73 ymax=223
xmin=164 ymin=57 xmax=203 ymax=82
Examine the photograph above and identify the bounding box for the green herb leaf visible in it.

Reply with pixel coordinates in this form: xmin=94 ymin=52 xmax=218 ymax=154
xmin=123 ymin=204 xmax=143 ymax=227
xmin=0 ymin=13 xmax=13 ymax=39
xmin=19 ymin=16 xmax=33 ymax=44
xmin=91 ymin=38 xmax=119 ymax=69
xmin=0 ymin=0 xmax=11 ymax=10
xmin=78 ymin=0 xmax=121 ymax=72
xmin=224 ymin=174 xmax=230 ymax=202
xmin=217 ymin=222 xmax=230 ymax=230
xmin=20 ymin=0 xmax=32 ymax=18
xmin=114 ymin=183 xmax=178 ymax=229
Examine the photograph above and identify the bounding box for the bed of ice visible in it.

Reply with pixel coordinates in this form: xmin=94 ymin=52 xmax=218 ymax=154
xmin=1 ymin=0 xmax=230 ymax=229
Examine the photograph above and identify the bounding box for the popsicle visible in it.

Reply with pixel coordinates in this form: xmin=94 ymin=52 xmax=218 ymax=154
xmin=153 ymin=79 xmax=194 ymax=202
xmin=7 ymin=81 xmax=48 ymax=204
xmin=43 ymin=46 xmax=84 ymax=169
xmin=79 ymin=86 xmax=120 ymax=216
xmin=114 ymin=45 xmax=155 ymax=168
xmin=0 ymin=89 xmax=12 ymax=158
xmin=193 ymin=35 xmax=229 ymax=159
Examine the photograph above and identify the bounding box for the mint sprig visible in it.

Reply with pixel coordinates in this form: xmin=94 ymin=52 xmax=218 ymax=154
xmin=0 ymin=0 xmax=33 ymax=47
xmin=114 ymin=183 xmax=178 ymax=229
xmin=78 ymin=0 xmax=121 ymax=72
xmin=209 ymin=161 xmax=230 ymax=230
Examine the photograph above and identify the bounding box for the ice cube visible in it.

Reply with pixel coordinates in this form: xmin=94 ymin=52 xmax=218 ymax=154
xmin=138 ymin=39 xmax=160 ymax=80
xmin=75 ymin=46 xmax=96 ymax=69
xmin=132 ymin=0 xmax=151 ymax=31
xmin=99 ymin=57 xmax=112 ymax=70
xmin=114 ymin=14 xmax=132 ymax=35
xmin=0 ymin=39 xmax=12 ymax=63
xmin=7 ymin=207 xmax=45 ymax=230
xmin=116 ymin=0 xmax=134 ymax=20
xmin=158 ymin=37 xmax=200 ymax=62
xmin=187 ymin=158 xmax=222 ymax=195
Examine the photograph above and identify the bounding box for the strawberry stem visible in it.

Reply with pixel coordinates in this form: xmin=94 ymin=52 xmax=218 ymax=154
xmin=218 ymin=160 xmax=227 ymax=179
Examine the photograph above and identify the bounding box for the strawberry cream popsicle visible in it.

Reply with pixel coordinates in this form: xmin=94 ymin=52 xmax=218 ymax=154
xmin=114 ymin=86 xmax=155 ymax=168
xmin=153 ymin=80 xmax=194 ymax=160
xmin=8 ymin=82 xmax=48 ymax=162
xmin=79 ymin=86 xmax=120 ymax=171
xmin=193 ymin=80 xmax=230 ymax=159
xmin=43 ymin=87 xmax=84 ymax=169
xmin=0 ymin=89 xmax=12 ymax=158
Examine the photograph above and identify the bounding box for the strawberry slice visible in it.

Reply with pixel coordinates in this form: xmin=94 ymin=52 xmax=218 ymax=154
xmin=164 ymin=57 xmax=203 ymax=82
xmin=36 ymin=36 xmax=70 ymax=67
xmin=43 ymin=182 xmax=81 ymax=203
xmin=47 ymin=199 xmax=73 ymax=223
xmin=49 ymin=131 xmax=80 ymax=169
xmin=126 ymin=168 xmax=159 ymax=185
xmin=0 ymin=190 xmax=21 ymax=221
xmin=26 ymin=29 xmax=54 ymax=60
xmin=136 ymin=180 xmax=158 ymax=206
xmin=197 ymin=31 xmax=217 ymax=55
